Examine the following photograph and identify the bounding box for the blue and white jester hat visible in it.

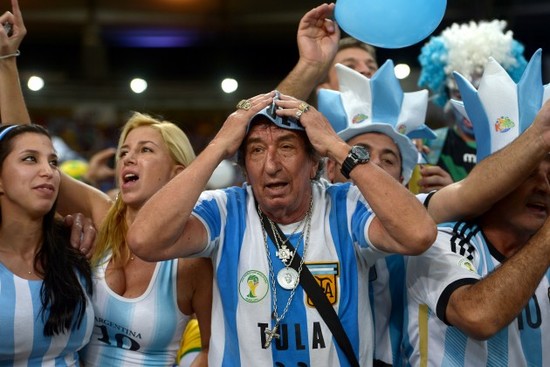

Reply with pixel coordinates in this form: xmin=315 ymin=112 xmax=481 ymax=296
xmin=451 ymin=49 xmax=550 ymax=162
xmin=318 ymin=60 xmax=436 ymax=184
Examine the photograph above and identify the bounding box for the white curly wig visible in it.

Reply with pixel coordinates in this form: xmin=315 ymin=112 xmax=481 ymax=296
xmin=418 ymin=20 xmax=528 ymax=106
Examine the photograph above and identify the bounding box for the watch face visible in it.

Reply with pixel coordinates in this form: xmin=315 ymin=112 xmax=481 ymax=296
xmin=352 ymin=145 xmax=370 ymax=161
xmin=341 ymin=145 xmax=370 ymax=179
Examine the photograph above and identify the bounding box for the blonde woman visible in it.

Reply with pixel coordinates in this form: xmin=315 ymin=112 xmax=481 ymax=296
xmin=59 ymin=113 xmax=212 ymax=366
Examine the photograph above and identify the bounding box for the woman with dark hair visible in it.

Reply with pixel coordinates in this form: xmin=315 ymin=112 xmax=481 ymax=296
xmin=0 ymin=2 xmax=212 ymax=365
xmin=0 ymin=124 xmax=93 ymax=365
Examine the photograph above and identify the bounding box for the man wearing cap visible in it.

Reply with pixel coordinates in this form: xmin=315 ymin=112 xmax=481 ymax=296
xmin=128 ymin=90 xmax=437 ymax=366
xmin=402 ymin=50 xmax=550 ymax=366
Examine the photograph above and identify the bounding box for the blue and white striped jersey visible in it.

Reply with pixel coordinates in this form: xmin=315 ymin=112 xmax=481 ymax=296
xmin=369 ymin=254 xmax=405 ymax=365
xmin=0 ymin=263 xmax=93 ymax=366
xmin=192 ymin=181 xmax=385 ymax=367
xmin=403 ymin=221 xmax=550 ymax=367
xmin=80 ymin=257 xmax=189 ymax=366
xmin=368 ymin=192 xmax=430 ymax=366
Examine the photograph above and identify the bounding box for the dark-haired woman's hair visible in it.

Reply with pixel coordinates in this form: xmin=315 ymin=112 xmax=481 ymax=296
xmin=0 ymin=124 xmax=92 ymax=336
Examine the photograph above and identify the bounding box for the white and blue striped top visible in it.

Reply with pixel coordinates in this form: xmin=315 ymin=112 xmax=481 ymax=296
xmin=192 ymin=180 xmax=386 ymax=367
xmin=0 ymin=263 xmax=93 ymax=366
xmin=80 ymin=256 xmax=188 ymax=366
xmin=368 ymin=192 xmax=430 ymax=366
xmin=403 ymin=221 xmax=550 ymax=367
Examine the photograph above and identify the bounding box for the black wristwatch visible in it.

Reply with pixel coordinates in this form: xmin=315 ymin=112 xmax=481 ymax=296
xmin=340 ymin=145 xmax=370 ymax=179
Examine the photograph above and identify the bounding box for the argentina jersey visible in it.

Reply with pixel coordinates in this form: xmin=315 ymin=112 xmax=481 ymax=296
xmin=402 ymin=221 xmax=550 ymax=367
xmin=368 ymin=254 xmax=405 ymax=365
xmin=192 ymin=181 xmax=386 ymax=367
xmin=80 ymin=257 xmax=188 ymax=366
xmin=0 ymin=263 xmax=93 ymax=366
xmin=367 ymin=192 xmax=431 ymax=366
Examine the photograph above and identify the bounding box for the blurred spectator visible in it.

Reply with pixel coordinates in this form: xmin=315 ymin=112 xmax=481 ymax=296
xmin=413 ymin=20 xmax=528 ymax=192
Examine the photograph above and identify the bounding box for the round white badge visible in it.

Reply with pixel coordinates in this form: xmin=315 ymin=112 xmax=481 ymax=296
xmin=277 ymin=267 xmax=299 ymax=290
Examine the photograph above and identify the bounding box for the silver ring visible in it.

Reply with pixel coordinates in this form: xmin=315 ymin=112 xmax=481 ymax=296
xmin=295 ymin=110 xmax=303 ymax=120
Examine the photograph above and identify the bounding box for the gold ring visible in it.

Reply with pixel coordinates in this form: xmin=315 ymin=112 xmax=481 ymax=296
xmin=295 ymin=110 xmax=304 ymax=120
xmin=298 ymin=102 xmax=310 ymax=113
xmin=236 ymin=99 xmax=252 ymax=110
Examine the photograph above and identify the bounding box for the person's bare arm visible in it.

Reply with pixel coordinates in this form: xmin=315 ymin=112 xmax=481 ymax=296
xmin=428 ymin=99 xmax=550 ymax=223
xmin=128 ymin=92 xmax=275 ymax=260
xmin=276 ymin=3 xmax=339 ymax=100
xmin=56 ymin=173 xmax=113 ymax=230
xmin=0 ymin=0 xmax=30 ymax=125
xmin=277 ymin=94 xmax=436 ymax=255
xmin=445 ymin=219 xmax=550 ymax=339
xmin=342 ymin=148 xmax=436 ymax=255
xmin=189 ymin=349 xmax=208 ymax=367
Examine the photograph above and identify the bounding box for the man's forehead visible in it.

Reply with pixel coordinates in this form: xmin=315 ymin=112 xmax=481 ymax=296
xmin=348 ymin=131 xmax=400 ymax=154
xmin=335 ymin=47 xmax=376 ymax=63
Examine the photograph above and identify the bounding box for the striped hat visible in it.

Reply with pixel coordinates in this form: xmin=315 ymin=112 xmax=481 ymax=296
xmin=318 ymin=60 xmax=435 ymax=184
xmin=451 ymin=49 xmax=550 ymax=162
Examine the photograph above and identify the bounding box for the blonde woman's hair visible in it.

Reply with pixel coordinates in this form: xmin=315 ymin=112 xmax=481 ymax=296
xmin=91 ymin=112 xmax=196 ymax=267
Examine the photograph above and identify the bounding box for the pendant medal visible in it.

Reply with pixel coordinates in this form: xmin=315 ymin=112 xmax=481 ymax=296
xmin=277 ymin=267 xmax=299 ymax=290
xmin=276 ymin=244 xmax=292 ymax=263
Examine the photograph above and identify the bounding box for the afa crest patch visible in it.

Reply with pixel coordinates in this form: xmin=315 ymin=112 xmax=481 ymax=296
xmin=306 ymin=263 xmax=339 ymax=307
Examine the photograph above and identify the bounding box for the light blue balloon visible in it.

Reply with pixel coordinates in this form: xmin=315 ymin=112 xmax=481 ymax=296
xmin=335 ymin=0 xmax=447 ymax=49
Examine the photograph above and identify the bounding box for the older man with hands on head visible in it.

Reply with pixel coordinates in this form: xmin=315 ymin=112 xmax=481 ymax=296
xmin=127 ymin=90 xmax=436 ymax=366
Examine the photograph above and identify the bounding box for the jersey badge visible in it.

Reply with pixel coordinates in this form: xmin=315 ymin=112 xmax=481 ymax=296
xmin=458 ymin=258 xmax=476 ymax=273
xmin=239 ymin=269 xmax=269 ymax=303
xmin=306 ymin=262 xmax=339 ymax=306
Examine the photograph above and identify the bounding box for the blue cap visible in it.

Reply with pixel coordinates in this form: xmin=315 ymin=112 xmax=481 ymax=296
xmin=247 ymin=92 xmax=304 ymax=133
